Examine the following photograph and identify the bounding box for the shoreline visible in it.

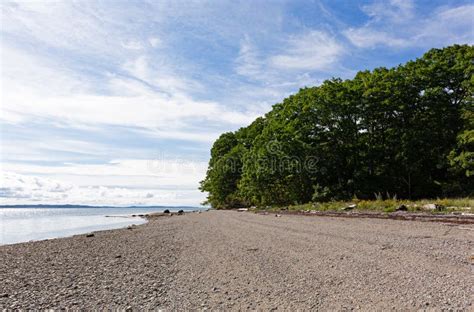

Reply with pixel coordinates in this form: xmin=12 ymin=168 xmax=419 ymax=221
xmin=1 ymin=210 xmax=472 ymax=310
xmin=0 ymin=209 xmax=202 ymax=247
xmin=0 ymin=216 xmax=148 ymax=247
xmin=0 ymin=210 xmax=195 ymax=249
xmin=6 ymin=207 xmax=472 ymax=247
xmin=4 ymin=208 xmax=472 ymax=247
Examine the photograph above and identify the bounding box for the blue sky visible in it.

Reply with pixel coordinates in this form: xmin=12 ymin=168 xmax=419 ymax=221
xmin=1 ymin=0 xmax=473 ymax=206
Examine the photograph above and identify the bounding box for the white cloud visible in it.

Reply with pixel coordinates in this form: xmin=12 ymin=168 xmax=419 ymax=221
xmin=3 ymin=158 xmax=207 ymax=188
xmin=270 ymin=31 xmax=344 ymax=71
xmin=1 ymin=157 xmax=208 ymax=205
xmin=121 ymin=55 xmax=205 ymax=95
xmin=1 ymin=44 xmax=258 ymax=140
xmin=344 ymin=28 xmax=408 ymax=48
xmin=235 ymin=36 xmax=266 ymax=80
xmin=0 ymin=172 xmax=204 ymax=206
xmin=2 ymin=91 xmax=258 ymax=136
xmin=1 ymin=1 xmax=268 ymax=206
xmin=233 ymin=31 xmax=345 ymax=100
xmin=0 ymin=0 xmax=161 ymax=62
xmin=362 ymin=0 xmax=415 ymax=23
xmin=148 ymin=37 xmax=162 ymax=48
xmin=121 ymin=40 xmax=145 ymax=50
xmin=414 ymin=5 xmax=474 ymax=46
xmin=345 ymin=2 xmax=474 ymax=49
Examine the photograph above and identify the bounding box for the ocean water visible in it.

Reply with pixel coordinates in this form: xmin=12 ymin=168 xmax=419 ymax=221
xmin=0 ymin=206 xmax=199 ymax=245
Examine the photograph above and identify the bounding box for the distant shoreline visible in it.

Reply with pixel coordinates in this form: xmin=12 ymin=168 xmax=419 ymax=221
xmin=0 ymin=207 xmax=204 ymax=245
xmin=0 ymin=204 xmax=201 ymax=209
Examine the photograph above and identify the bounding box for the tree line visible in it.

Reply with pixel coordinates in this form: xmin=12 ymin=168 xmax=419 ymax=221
xmin=200 ymin=45 xmax=473 ymax=208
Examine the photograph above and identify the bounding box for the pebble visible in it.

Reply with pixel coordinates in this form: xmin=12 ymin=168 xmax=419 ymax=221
xmin=0 ymin=211 xmax=471 ymax=310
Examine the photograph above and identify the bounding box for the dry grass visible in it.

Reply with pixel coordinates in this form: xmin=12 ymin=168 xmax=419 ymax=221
xmin=255 ymin=198 xmax=473 ymax=214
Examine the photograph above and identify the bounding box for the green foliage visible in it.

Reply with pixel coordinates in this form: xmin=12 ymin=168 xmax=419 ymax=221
xmin=311 ymin=184 xmax=331 ymax=202
xmin=449 ymin=109 xmax=474 ymax=178
xmin=201 ymin=45 xmax=474 ymax=208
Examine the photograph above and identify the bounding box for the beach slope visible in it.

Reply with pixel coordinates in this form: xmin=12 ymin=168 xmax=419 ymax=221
xmin=1 ymin=210 xmax=472 ymax=310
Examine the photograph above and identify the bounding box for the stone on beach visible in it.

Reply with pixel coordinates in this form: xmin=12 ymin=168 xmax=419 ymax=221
xmin=341 ymin=203 xmax=356 ymax=211
xmin=422 ymin=204 xmax=445 ymax=211
xmin=396 ymin=204 xmax=408 ymax=211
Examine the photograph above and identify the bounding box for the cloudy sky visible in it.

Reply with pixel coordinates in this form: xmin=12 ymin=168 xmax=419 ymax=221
xmin=1 ymin=0 xmax=473 ymax=206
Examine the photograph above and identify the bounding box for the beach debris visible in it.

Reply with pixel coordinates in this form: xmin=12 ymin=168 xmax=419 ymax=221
xmin=275 ymin=214 xmax=282 ymax=217
xmin=422 ymin=204 xmax=445 ymax=211
xmin=115 ymin=255 xmax=122 ymax=259
xmin=381 ymin=244 xmax=393 ymax=250
xmin=85 ymin=233 xmax=95 ymax=238
xmin=178 ymin=209 xmax=184 ymax=215
xmin=163 ymin=209 xmax=170 ymax=214
xmin=396 ymin=204 xmax=408 ymax=211
xmin=127 ymin=225 xmax=135 ymax=230
xmin=152 ymin=282 xmax=161 ymax=291
xmin=342 ymin=204 xmax=356 ymax=211
xmin=0 ymin=293 xmax=8 ymax=298
xmin=237 ymin=208 xmax=248 ymax=212
xmin=247 ymin=248 xmax=259 ymax=252
xmin=422 ymin=204 xmax=436 ymax=210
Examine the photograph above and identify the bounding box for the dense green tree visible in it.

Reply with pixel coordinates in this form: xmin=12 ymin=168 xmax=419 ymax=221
xmin=449 ymin=109 xmax=474 ymax=178
xmin=201 ymin=44 xmax=474 ymax=208
xmin=199 ymin=132 xmax=239 ymax=208
xmin=200 ymin=118 xmax=266 ymax=208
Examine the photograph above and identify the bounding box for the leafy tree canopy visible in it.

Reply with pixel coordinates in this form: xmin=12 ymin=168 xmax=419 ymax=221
xmin=201 ymin=45 xmax=474 ymax=209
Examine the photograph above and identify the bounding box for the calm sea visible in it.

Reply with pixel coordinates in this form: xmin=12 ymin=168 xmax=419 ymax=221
xmin=0 ymin=206 xmax=200 ymax=245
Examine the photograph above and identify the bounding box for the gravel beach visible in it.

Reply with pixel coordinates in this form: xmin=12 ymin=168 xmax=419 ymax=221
xmin=1 ymin=210 xmax=473 ymax=310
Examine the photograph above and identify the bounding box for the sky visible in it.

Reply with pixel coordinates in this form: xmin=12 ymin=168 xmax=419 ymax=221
xmin=1 ymin=0 xmax=473 ymax=206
